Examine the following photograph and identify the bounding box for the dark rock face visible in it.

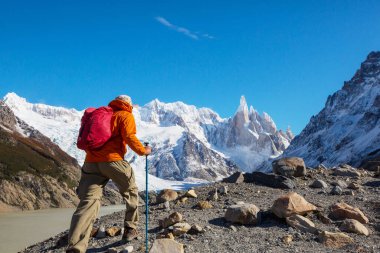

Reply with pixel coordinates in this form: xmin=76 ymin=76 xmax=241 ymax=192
xmin=244 ymin=172 xmax=296 ymax=189
xmin=222 ymin=172 xmax=245 ymax=183
xmin=272 ymin=157 xmax=307 ymax=177
xmin=0 ymin=102 xmax=81 ymax=211
xmin=283 ymin=52 xmax=380 ymax=168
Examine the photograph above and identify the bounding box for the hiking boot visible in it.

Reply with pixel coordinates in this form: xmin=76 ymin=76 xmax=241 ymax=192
xmin=122 ymin=227 xmax=139 ymax=242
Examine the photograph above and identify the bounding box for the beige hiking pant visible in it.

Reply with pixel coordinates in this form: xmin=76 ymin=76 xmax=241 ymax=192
xmin=67 ymin=160 xmax=139 ymax=253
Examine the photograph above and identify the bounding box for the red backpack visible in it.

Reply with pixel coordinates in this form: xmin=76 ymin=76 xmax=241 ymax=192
xmin=77 ymin=106 xmax=113 ymax=150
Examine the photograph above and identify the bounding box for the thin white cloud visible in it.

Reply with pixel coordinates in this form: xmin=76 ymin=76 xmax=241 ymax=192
xmin=155 ymin=16 xmax=214 ymax=40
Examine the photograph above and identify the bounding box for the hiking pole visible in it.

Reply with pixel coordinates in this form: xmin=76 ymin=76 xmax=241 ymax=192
xmin=144 ymin=142 xmax=149 ymax=253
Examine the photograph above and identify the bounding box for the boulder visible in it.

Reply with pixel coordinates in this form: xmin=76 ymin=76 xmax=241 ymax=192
xmin=157 ymin=189 xmax=178 ymax=203
xmin=159 ymin=212 xmax=183 ymax=228
xmin=271 ymin=192 xmax=317 ymax=218
xmin=347 ymin=182 xmax=361 ymax=190
xmin=224 ymin=203 xmax=261 ymax=225
xmin=208 ymin=189 xmax=218 ymax=201
xmin=332 ymin=180 xmax=348 ymax=188
xmin=339 ymin=219 xmax=369 ymax=236
xmin=330 ymin=202 xmax=369 ymax=224
xmin=282 ymin=235 xmax=293 ymax=244
xmin=172 ymin=222 xmax=191 ymax=236
xmin=272 ymin=157 xmax=306 ymax=177
xmin=222 ymin=172 xmax=245 ymax=183
xmin=105 ymin=226 xmax=122 ymax=237
xmin=286 ymin=214 xmax=318 ymax=234
xmin=318 ymin=231 xmax=354 ymax=248
xmin=330 ymin=186 xmax=343 ymax=195
xmin=218 ymin=185 xmax=228 ymax=195
xmin=184 ymin=189 xmax=197 ymax=198
xmin=149 ymin=239 xmax=184 ymax=253
xmin=310 ymin=179 xmax=328 ymax=188
xmin=96 ymin=226 xmax=106 ymax=239
xmin=196 ymin=201 xmax=213 ymax=210
xmin=333 ymin=165 xmax=361 ymax=177
xmin=189 ymin=224 xmax=204 ymax=234
xmin=245 ymin=172 xmax=296 ymax=189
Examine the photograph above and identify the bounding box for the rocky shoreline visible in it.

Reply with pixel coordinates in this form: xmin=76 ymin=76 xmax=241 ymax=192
xmin=21 ymin=160 xmax=380 ymax=253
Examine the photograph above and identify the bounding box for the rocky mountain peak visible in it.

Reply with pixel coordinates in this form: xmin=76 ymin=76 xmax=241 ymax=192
xmin=284 ymin=51 xmax=380 ymax=167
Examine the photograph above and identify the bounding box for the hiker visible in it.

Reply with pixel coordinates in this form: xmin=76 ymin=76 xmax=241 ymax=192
xmin=66 ymin=95 xmax=152 ymax=253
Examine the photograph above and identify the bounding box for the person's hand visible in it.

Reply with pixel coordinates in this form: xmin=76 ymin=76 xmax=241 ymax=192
xmin=144 ymin=146 xmax=152 ymax=155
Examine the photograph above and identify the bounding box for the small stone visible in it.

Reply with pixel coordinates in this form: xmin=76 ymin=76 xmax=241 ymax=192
xmin=286 ymin=214 xmax=318 ymax=234
xmin=196 ymin=201 xmax=213 ymax=210
xmin=122 ymin=245 xmax=134 ymax=253
xmin=218 ymin=185 xmax=228 ymax=195
xmin=318 ymin=231 xmax=354 ymax=248
xmin=172 ymin=223 xmax=191 ymax=236
xmin=339 ymin=219 xmax=369 ymax=236
xmin=271 ymin=192 xmax=317 ymax=218
xmin=229 ymin=225 xmax=237 ymax=232
xmin=282 ymin=235 xmax=293 ymax=244
xmin=332 ymin=180 xmax=348 ymax=188
xmin=106 ymin=227 xmax=122 ymax=237
xmin=164 ymin=201 xmax=171 ymax=211
xmin=208 ymin=189 xmax=218 ymax=201
xmin=347 ymin=182 xmax=361 ymax=190
xmin=310 ymin=179 xmax=328 ymax=188
xmin=107 ymin=248 xmax=118 ymax=253
xmin=149 ymin=239 xmax=184 ymax=253
xmin=330 ymin=202 xmax=369 ymax=224
xmin=177 ymin=197 xmax=188 ymax=204
xmin=330 ymin=186 xmax=343 ymax=195
xmin=96 ymin=226 xmax=106 ymax=239
xmin=157 ymin=189 xmax=178 ymax=203
xmin=189 ymin=224 xmax=204 ymax=234
xmin=159 ymin=212 xmax=183 ymax=228
xmin=185 ymin=189 xmax=197 ymax=198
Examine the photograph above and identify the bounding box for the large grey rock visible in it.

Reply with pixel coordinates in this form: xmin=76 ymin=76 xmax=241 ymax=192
xmin=225 ymin=203 xmax=261 ymax=225
xmin=333 ymin=165 xmax=361 ymax=178
xmin=286 ymin=214 xmax=318 ymax=234
xmin=272 ymin=157 xmax=307 ymax=177
xmin=310 ymin=179 xmax=328 ymax=188
xmin=149 ymin=239 xmax=184 ymax=253
xmin=339 ymin=219 xmax=369 ymax=236
xmin=245 ymin=172 xmax=296 ymax=189
xmin=222 ymin=172 xmax=245 ymax=183
xmin=271 ymin=192 xmax=317 ymax=218
xmin=157 ymin=189 xmax=178 ymax=203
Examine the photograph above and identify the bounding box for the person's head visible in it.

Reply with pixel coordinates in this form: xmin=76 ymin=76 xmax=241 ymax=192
xmin=115 ymin=95 xmax=132 ymax=106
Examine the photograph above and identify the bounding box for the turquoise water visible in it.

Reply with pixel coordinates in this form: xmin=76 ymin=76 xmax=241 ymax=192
xmin=0 ymin=205 xmax=125 ymax=253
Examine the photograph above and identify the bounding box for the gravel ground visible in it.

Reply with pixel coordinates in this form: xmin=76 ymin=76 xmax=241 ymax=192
xmin=21 ymin=171 xmax=380 ymax=253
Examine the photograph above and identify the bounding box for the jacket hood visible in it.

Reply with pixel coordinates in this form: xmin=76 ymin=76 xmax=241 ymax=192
xmin=108 ymin=99 xmax=133 ymax=112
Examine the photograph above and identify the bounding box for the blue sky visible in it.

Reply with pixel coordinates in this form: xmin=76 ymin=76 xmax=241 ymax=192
xmin=0 ymin=0 xmax=379 ymax=134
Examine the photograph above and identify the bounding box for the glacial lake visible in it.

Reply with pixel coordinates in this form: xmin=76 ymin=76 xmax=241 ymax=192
xmin=0 ymin=205 xmax=125 ymax=253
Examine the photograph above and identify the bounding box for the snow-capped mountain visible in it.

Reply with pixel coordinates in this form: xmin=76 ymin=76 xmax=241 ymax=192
xmin=3 ymin=92 xmax=292 ymax=184
xmin=283 ymin=51 xmax=380 ymax=167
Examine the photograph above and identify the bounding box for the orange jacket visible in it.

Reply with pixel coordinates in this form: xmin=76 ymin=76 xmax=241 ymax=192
xmin=85 ymin=99 xmax=146 ymax=162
